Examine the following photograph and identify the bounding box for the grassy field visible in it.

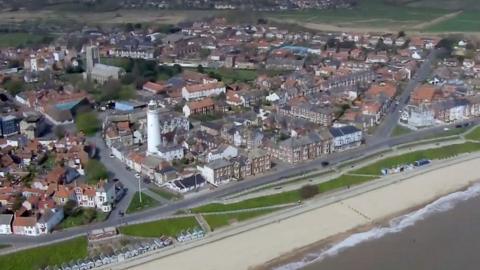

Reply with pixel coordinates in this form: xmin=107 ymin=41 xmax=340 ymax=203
xmin=318 ymin=174 xmax=379 ymax=192
xmin=57 ymin=209 xmax=108 ymax=229
xmin=268 ymin=0 xmax=448 ymax=29
xmin=126 ymin=192 xmax=159 ymax=214
xmin=119 ymin=217 xmax=199 ymax=237
xmin=353 ymin=142 xmax=480 ymax=175
xmin=392 ymin=125 xmax=413 ymax=137
xmin=465 ymin=126 xmax=480 ymax=141
xmin=192 ymin=190 xmax=301 ymax=213
xmin=149 ymin=187 xmax=183 ymax=201
xmin=422 ymin=126 xmax=471 ymax=140
xmin=0 ymin=33 xmax=49 ymax=48
xmin=427 ymin=11 xmax=480 ymax=32
xmin=204 ymin=209 xmax=278 ymax=231
xmin=0 ymin=237 xmax=87 ymax=270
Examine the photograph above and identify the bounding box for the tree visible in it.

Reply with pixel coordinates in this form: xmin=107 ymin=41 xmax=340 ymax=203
xmin=100 ymin=80 xmax=122 ymax=101
xmin=2 ymin=79 xmax=23 ymax=96
xmin=12 ymin=194 xmax=25 ymax=211
xmin=82 ymin=208 xmax=97 ymax=223
xmin=299 ymin=185 xmax=319 ymax=199
xmin=197 ymin=65 xmax=205 ymax=73
xmin=63 ymin=200 xmax=77 ymax=217
xmin=75 ymin=112 xmax=100 ymax=136
xmin=85 ymin=159 xmax=108 ymax=184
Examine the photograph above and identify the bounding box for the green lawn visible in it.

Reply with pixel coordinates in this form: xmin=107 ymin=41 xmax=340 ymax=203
xmin=57 ymin=209 xmax=109 ymax=229
xmin=465 ymin=126 xmax=480 ymax=141
xmin=100 ymin=57 xmax=132 ymax=71
xmin=0 ymin=33 xmax=50 ymax=48
xmin=392 ymin=125 xmax=413 ymax=137
xmin=427 ymin=11 xmax=480 ymax=32
xmin=126 ymin=192 xmax=158 ymax=214
xmin=119 ymin=217 xmax=199 ymax=237
xmin=192 ymin=190 xmax=301 ymax=213
xmin=269 ymin=0 xmax=448 ymax=28
xmin=353 ymin=142 xmax=480 ymax=175
xmin=149 ymin=187 xmax=183 ymax=201
xmin=204 ymin=209 xmax=278 ymax=231
xmin=422 ymin=127 xmax=470 ymax=140
xmin=0 ymin=237 xmax=87 ymax=270
xmin=318 ymin=174 xmax=378 ymax=192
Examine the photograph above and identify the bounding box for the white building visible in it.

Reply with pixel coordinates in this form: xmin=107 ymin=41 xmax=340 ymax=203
xmin=207 ymin=145 xmax=238 ymax=162
xmin=329 ymin=125 xmax=363 ymax=151
xmin=181 ymin=82 xmax=226 ymax=101
xmin=36 ymin=208 xmax=64 ymax=234
xmin=157 ymin=143 xmax=184 ymax=161
xmin=0 ymin=214 xmax=12 ymax=234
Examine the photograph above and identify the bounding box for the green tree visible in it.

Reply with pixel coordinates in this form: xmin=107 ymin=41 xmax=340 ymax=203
xmin=63 ymin=200 xmax=77 ymax=217
xmin=2 ymin=79 xmax=23 ymax=95
xmin=85 ymin=159 xmax=108 ymax=184
xmin=299 ymin=185 xmax=319 ymax=199
xmin=75 ymin=112 xmax=100 ymax=136
xmin=197 ymin=65 xmax=205 ymax=73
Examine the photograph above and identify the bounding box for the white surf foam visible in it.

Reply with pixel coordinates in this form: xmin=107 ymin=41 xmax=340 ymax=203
xmin=275 ymin=183 xmax=480 ymax=270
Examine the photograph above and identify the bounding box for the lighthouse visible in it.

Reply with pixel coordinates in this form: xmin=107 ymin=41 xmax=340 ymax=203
xmin=147 ymin=100 xmax=161 ymax=156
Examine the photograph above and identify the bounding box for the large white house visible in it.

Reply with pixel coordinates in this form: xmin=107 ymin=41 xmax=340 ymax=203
xmin=181 ymin=82 xmax=226 ymax=101
xmin=206 ymin=144 xmax=238 ymax=162
xmin=329 ymin=125 xmax=363 ymax=151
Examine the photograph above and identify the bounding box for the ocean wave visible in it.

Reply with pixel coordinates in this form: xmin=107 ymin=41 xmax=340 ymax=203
xmin=275 ymin=183 xmax=480 ymax=270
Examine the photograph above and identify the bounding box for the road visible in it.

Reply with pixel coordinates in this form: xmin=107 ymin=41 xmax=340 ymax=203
xmin=372 ymin=49 xmax=440 ymax=140
xmin=1 ymin=117 xmax=478 ymax=247
xmin=88 ymin=134 xmax=170 ymax=221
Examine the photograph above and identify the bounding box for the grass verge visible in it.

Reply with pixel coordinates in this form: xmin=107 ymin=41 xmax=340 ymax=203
xmin=126 ymin=192 xmax=158 ymax=214
xmin=352 ymin=142 xmax=480 ymax=175
xmin=0 ymin=237 xmax=87 ymax=270
xmin=204 ymin=209 xmax=278 ymax=231
xmin=149 ymin=187 xmax=183 ymax=201
xmin=119 ymin=217 xmax=199 ymax=238
xmin=192 ymin=190 xmax=301 ymax=213
xmin=465 ymin=126 xmax=480 ymax=141
xmin=57 ymin=209 xmax=108 ymax=229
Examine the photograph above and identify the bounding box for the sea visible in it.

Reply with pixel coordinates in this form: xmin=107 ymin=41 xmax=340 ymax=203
xmin=276 ymin=183 xmax=480 ymax=270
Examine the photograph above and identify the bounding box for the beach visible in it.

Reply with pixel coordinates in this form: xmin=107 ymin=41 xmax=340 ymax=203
xmin=119 ymin=154 xmax=480 ymax=270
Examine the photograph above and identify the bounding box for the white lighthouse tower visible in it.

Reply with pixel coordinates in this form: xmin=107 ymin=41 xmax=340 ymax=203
xmin=147 ymin=100 xmax=161 ymax=156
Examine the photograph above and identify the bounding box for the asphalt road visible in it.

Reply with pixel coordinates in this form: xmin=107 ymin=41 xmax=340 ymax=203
xmin=88 ymin=134 xmax=170 ymax=221
xmin=372 ymin=49 xmax=439 ymax=140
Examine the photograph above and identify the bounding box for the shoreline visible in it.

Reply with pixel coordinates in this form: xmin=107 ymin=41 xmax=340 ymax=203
xmin=120 ymin=154 xmax=480 ymax=270
xmin=257 ymin=187 xmax=472 ymax=270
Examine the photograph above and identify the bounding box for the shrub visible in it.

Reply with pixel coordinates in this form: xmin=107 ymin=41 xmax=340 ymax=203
xmin=299 ymin=184 xmax=319 ymax=199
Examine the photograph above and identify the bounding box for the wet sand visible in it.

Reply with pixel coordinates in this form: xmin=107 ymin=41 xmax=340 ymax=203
xmin=302 ymin=194 xmax=480 ymax=270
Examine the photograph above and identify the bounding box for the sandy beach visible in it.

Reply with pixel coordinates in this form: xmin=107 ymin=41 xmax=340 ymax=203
xmin=119 ymin=154 xmax=480 ymax=270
